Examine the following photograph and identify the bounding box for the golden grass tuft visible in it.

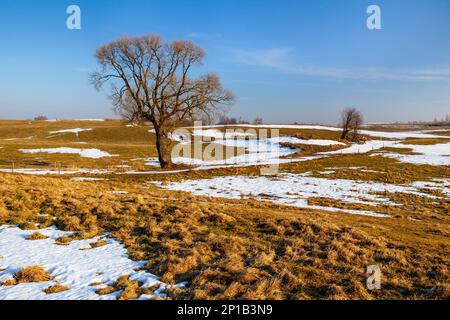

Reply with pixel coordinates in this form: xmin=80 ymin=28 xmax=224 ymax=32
xmin=0 ymin=278 xmax=18 ymax=286
xmin=95 ymin=286 xmax=117 ymax=295
xmin=94 ymin=275 xmax=145 ymax=300
xmin=0 ymin=206 xmax=8 ymax=218
xmin=55 ymin=216 xmax=83 ymax=232
xmin=55 ymin=235 xmax=73 ymax=245
xmin=43 ymin=282 xmax=70 ymax=294
xmin=89 ymin=239 xmax=108 ymax=249
xmin=26 ymin=232 xmax=49 ymax=240
xmin=116 ymin=275 xmax=141 ymax=300
xmin=18 ymin=222 xmax=38 ymax=230
xmin=14 ymin=266 xmax=52 ymax=283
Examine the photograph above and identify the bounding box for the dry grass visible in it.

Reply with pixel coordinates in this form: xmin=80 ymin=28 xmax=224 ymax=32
xmin=95 ymin=275 xmax=148 ymax=300
xmin=375 ymin=147 xmax=420 ymax=155
xmin=283 ymin=154 xmax=450 ymax=185
xmin=133 ymin=152 xmax=450 ymax=187
xmin=401 ymin=138 xmax=450 ymax=145
xmin=280 ymin=142 xmax=346 ymax=157
xmin=430 ymin=131 xmax=450 ymax=136
xmin=0 ymin=279 xmax=18 ymax=286
xmin=95 ymin=286 xmax=117 ymax=295
xmin=18 ymin=222 xmax=38 ymax=230
xmin=26 ymin=232 xmax=49 ymax=240
xmin=14 ymin=266 xmax=52 ymax=283
xmin=43 ymin=283 xmax=70 ymax=294
xmin=0 ymin=120 xmax=158 ymax=172
xmin=89 ymin=239 xmax=109 ymax=249
xmin=55 ymin=235 xmax=73 ymax=245
xmin=115 ymin=276 xmax=141 ymax=300
xmin=0 ymin=120 xmax=368 ymax=173
xmin=0 ymin=120 xmax=448 ymax=300
xmin=214 ymin=126 xmax=346 ymax=140
xmin=0 ymin=172 xmax=448 ymax=300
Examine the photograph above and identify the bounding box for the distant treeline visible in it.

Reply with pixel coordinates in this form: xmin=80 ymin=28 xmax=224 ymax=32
xmin=404 ymin=115 xmax=450 ymax=127
xmin=217 ymin=116 xmax=263 ymax=125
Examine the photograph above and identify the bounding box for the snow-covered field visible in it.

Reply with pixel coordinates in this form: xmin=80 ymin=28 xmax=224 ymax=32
xmin=166 ymin=127 xmax=450 ymax=168
xmin=156 ymin=173 xmax=449 ymax=218
xmin=196 ymin=124 xmax=448 ymax=139
xmin=173 ymin=137 xmax=298 ymax=166
xmin=4 ymin=126 xmax=448 ymax=175
xmin=0 ymin=122 xmax=448 ymax=300
xmin=192 ymin=129 xmax=256 ymax=139
xmin=146 ymin=128 xmax=345 ymax=168
xmin=373 ymin=142 xmax=450 ymax=166
xmin=0 ymin=226 xmax=175 ymax=300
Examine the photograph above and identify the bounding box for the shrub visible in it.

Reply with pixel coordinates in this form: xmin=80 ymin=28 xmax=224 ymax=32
xmin=34 ymin=115 xmax=48 ymax=121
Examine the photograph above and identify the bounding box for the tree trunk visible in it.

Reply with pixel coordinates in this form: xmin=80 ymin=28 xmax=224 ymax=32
xmin=341 ymin=129 xmax=349 ymax=140
xmin=154 ymin=127 xmax=173 ymax=168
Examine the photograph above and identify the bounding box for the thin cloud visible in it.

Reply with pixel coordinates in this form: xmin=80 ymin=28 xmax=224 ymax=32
xmin=235 ymin=48 xmax=291 ymax=69
xmin=234 ymin=48 xmax=450 ymax=81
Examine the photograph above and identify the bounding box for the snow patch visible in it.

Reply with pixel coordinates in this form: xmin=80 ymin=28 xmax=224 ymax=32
xmin=2 ymin=136 xmax=34 ymax=141
xmin=192 ymin=129 xmax=256 ymax=139
xmin=270 ymin=137 xmax=346 ymax=146
xmin=196 ymin=124 xmax=342 ymax=132
xmin=195 ymin=124 xmax=449 ymax=139
xmin=144 ymin=158 xmax=162 ymax=167
xmin=157 ymin=174 xmax=448 ymax=217
xmin=111 ymin=191 xmax=129 ymax=195
xmin=71 ymin=177 xmax=105 ymax=181
xmin=0 ymin=226 xmax=169 ymax=300
xmin=359 ymin=130 xmax=448 ymax=140
xmin=49 ymin=128 xmax=93 ymax=136
xmin=322 ymin=140 xmax=399 ymax=155
xmin=371 ymin=142 xmax=450 ymax=166
xmin=19 ymin=148 xmax=114 ymax=159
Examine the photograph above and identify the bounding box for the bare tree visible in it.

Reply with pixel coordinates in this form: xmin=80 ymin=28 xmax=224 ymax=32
xmin=253 ymin=117 xmax=263 ymax=125
xmin=90 ymin=35 xmax=234 ymax=168
xmin=340 ymin=107 xmax=364 ymax=140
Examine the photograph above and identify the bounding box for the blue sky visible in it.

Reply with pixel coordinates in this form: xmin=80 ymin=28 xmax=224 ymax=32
xmin=0 ymin=0 xmax=449 ymax=124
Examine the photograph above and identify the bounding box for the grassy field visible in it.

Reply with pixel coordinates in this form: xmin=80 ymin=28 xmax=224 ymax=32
xmin=0 ymin=120 xmax=448 ymax=299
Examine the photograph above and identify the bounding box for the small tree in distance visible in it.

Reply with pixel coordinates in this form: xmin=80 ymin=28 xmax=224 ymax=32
xmin=34 ymin=115 xmax=48 ymax=121
xmin=340 ymin=107 xmax=364 ymax=140
xmin=90 ymin=35 xmax=234 ymax=168
xmin=253 ymin=117 xmax=263 ymax=125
